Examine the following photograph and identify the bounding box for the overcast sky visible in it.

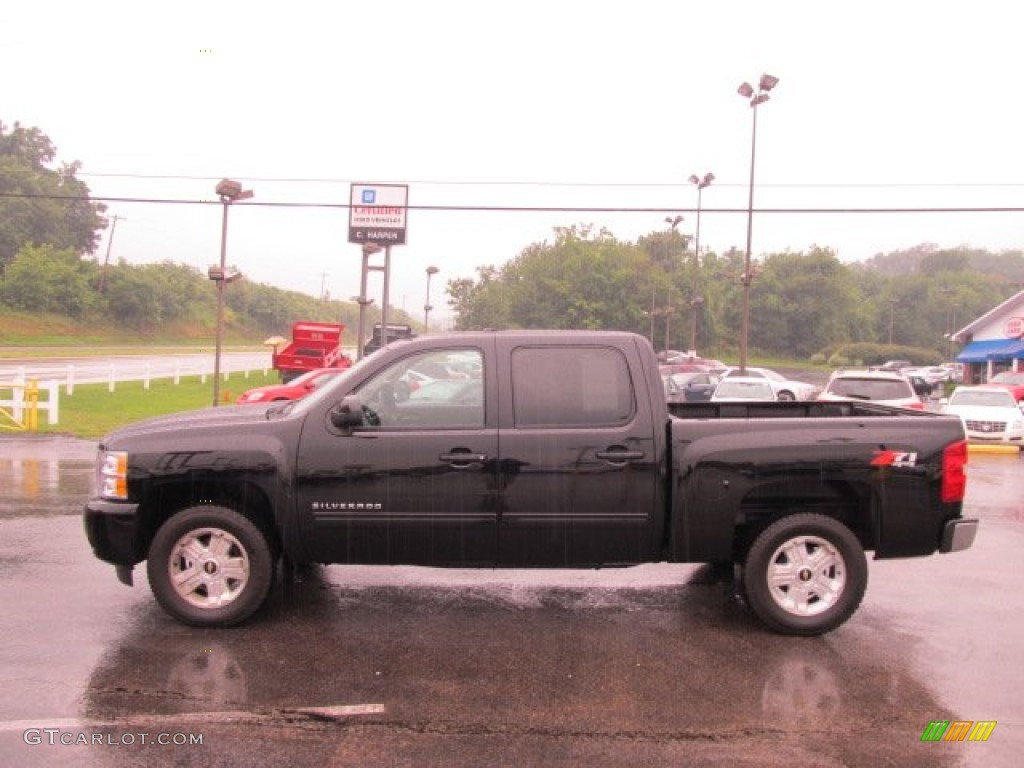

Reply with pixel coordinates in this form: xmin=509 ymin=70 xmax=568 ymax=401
xmin=6 ymin=1 xmax=1024 ymax=323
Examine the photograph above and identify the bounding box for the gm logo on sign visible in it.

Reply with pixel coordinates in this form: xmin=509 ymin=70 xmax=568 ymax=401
xmin=362 ymin=189 xmax=377 ymax=204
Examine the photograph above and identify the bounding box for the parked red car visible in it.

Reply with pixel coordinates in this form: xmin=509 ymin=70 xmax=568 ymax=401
xmin=987 ymin=371 xmax=1024 ymax=402
xmin=237 ymin=368 xmax=346 ymax=404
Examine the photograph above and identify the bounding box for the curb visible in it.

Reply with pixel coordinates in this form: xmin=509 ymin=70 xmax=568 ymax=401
xmin=968 ymin=443 xmax=1021 ymax=456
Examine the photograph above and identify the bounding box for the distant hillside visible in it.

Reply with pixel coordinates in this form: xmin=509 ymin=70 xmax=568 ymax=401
xmin=857 ymin=243 xmax=1024 ymax=283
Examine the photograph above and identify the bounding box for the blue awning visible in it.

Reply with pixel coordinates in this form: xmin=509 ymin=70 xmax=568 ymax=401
xmin=987 ymin=339 xmax=1024 ymax=361
xmin=957 ymin=338 xmax=1024 ymax=362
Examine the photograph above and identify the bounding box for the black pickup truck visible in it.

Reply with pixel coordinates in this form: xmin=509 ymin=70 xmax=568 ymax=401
xmin=84 ymin=330 xmax=977 ymax=635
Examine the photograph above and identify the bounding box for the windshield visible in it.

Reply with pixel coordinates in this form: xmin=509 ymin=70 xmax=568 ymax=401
xmin=949 ymin=390 xmax=1016 ymax=408
xmin=277 ymin=356 xmax=372 ymax=416
xmin=826 ymin=377 xmax=912 ymax=400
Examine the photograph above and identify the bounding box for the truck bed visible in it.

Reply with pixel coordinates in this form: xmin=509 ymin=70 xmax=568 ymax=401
xmin=669 ymin=400 xmax=939 ymax=420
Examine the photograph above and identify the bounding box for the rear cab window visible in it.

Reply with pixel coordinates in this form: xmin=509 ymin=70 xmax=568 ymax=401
xmin=511 ymin=346 xmax=635 ymax=427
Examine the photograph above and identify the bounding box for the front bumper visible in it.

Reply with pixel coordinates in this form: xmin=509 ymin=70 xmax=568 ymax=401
xmin=966 ymin=431 xmax=1023 ymax=444
xmin=940 ymin=518 xmax=979 ymax=553
xmin=83 ymin=498 xmax=141 ymax=567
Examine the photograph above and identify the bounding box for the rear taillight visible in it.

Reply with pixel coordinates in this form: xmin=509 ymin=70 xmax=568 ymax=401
xmin=907 ymin=401 xmax=926 ymax=410
xmin=941 ymin=439 xmax=968 ymax=503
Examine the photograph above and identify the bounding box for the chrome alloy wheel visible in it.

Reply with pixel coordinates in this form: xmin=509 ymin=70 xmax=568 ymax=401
xmin=765 ymin=534 xmax=847 ymax=617
xmin=168 ymin=527 xmax=251 ymax=609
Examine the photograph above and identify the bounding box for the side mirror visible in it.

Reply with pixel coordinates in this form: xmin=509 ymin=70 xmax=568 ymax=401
xmin=330 ymin=395 xmax=365 ymax=429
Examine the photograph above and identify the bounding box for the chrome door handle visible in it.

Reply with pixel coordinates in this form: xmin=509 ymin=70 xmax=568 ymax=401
xmin=595 ymin=449 xmax=644 ymax=463
xmin=440 ymin=452 xmax=489 ymax=465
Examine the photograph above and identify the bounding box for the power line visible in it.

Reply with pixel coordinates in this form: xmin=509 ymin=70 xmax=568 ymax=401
xmin=3 ymin=190 xmax=1024 ymax=215
xmin=68 ymin=171 xmax=1024 ymax=190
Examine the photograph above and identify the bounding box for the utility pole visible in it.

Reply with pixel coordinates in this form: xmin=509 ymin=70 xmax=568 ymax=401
xmin=96 ymin=214 xmax=125 ymax=293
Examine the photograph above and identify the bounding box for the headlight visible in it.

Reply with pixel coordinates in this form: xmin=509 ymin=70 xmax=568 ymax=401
xmin=241 ymin=392 xmax=265 ymax=402
xmin=97 ymin=450 xmax=128 ymax=500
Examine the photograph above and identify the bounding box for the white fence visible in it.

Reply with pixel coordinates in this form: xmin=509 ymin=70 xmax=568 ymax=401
xmin=0 ymin=352 xmax=273 ymax=394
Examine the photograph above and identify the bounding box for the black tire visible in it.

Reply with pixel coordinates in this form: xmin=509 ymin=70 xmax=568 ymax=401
xmin=147 ymin=505 xmax=274 ymax=627
xmin=742 ymin=513 xmax=867 ymax=636
xmin=777 ymin=390 xmax=796 ymax=401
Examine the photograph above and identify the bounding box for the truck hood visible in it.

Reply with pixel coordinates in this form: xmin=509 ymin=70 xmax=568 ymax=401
xmin=101 ymin=403 xmax=284 ymax=445
xmin=945 ymin=404 xmax=1022 ymax=423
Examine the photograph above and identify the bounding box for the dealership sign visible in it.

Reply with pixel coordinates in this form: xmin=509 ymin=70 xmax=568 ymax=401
xmin=1005 ymin=316 xmax=1024 ymax=338
xmin=348 ymin=183 xmax=408 ymax=246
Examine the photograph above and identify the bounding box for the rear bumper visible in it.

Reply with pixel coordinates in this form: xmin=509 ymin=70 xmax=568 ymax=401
xmin=83 ymin=498 xmax=141 ymax=567
xmin=940 ymin=518 xmax=979 ymax=553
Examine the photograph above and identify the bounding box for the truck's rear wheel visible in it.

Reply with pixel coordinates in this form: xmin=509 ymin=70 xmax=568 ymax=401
xmin=742 ymin=513 xmax=866 ymax=636
xmin=147 ymin=505 xmax=273 ymax=627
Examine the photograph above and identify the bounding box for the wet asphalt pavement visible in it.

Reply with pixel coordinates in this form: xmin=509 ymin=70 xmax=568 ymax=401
xmin=0 ymin=434 xmax=1021 ymax=767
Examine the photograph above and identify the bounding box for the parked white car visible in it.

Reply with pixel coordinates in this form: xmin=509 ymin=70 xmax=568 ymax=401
xmin=710 ymin=376 xmax=780 ymax=402
xmin=817 ymin=369 xmax=924 ymax=410
xmin=719 ymin=367 xmax=818 ymax=401
xmin=943 ymin=386 xmax=1024 ymax=446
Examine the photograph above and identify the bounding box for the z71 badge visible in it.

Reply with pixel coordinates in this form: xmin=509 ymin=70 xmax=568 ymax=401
xmin=871 ymin=450 xmax=918 ymax=467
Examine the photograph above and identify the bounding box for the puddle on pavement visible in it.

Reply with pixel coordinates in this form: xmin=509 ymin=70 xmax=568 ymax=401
xmin=0 ymin=457 xmax=94 ymax=518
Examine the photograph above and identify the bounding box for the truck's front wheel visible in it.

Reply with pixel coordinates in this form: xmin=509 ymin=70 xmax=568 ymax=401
xmin=147 ymin=506 xmax=274 ymax=627
xmin=743 ymin=514 xmax=867 ymax=636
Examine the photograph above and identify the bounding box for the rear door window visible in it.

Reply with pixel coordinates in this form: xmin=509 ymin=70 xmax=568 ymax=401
xmin=511 ymin=346 xmax=635 ymax=427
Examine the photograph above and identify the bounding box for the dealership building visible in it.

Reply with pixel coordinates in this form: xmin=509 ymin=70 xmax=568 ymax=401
xmin=953 ymin=289 xmax=1024 ymax=384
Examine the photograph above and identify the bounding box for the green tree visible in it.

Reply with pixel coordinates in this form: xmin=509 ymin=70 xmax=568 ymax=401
xmin=449 ymin=225 xmax=660 ymax=337
xmin=750 ymin=248 xmax=867 ymax=357
xmin=0 ymin=243 xmax=101 ymax=319
xmin=0 ymin=120 xmax=107 ymax=272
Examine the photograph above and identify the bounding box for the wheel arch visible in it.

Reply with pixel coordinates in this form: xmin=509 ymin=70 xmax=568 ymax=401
xmin=138 ymin=474 xmax=282 ymax=563
xmin=730 ymin=477 xmax=875 ymax=564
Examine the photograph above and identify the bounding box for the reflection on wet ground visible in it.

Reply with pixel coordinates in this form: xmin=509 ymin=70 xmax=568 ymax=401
xmin=965 ymin=452 xmax=1024 ymax=521
xmin=0 ymin=436 xmax=96 ymax=518
xmin=77 ymin=566 xmax=964 ymax=768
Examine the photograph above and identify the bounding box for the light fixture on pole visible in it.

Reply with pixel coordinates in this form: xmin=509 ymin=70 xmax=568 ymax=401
xmin=211 ymin=178 xmax=253 ymax=407
xmin=424 ymin=265 xmax=440 ymax=331
xmin=737 ymin=73 xmax=778 ymax=374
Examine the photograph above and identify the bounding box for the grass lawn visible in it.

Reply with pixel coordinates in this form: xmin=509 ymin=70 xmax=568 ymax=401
xmin=15 ymin=370 xmax=278 ymax=439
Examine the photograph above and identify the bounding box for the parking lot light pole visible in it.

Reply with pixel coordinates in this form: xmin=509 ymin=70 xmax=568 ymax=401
xmin=688 ymin=172 xmax=713 ymax=353
xmin=688 ymin=172 xmax=714 ymax=267
xmin=737 ymin=74 xmax=778 ymax=374
xmin=662 ymin=216 xmax=684 ymax=352
xmin=690 ymin=295 xmax=704 ymax=353
xmin=424 ymin=265 xmax=439 ymax=331
xmin=211 ymin=178 xmax=253 ymax=407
